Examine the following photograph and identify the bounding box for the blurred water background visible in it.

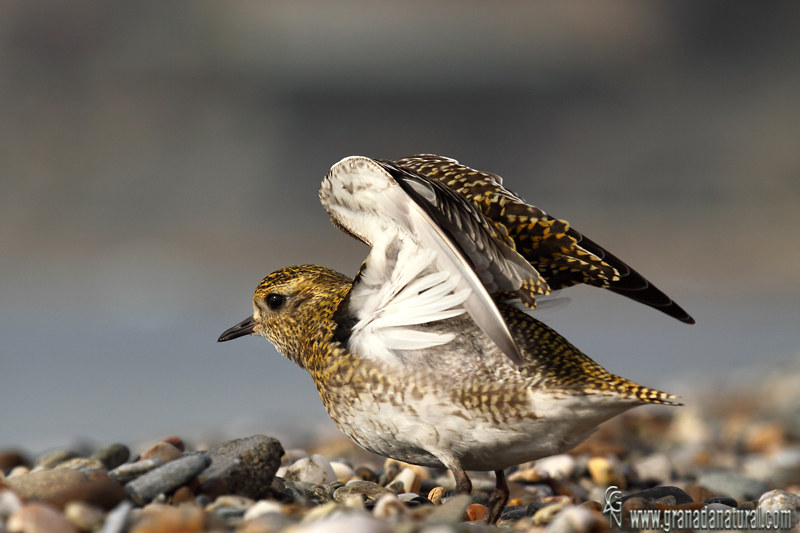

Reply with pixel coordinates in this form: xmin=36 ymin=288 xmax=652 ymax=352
xmin=1 ymin=1 xmax=799 ymax=453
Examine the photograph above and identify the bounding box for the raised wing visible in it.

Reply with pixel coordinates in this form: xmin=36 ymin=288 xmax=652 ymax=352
xmin=395 ymin=154 xmax=695 ymax=325
xmin=320 ymin=156 xmax=545 ymax=366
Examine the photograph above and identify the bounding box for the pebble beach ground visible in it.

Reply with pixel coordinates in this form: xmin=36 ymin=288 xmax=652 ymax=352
xmin=2 ymin=361 xmax=800 ymax=532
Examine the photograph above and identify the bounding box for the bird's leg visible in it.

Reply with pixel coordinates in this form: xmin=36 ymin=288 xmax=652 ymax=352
xmin=486 ymin=469 xmax=509 ymax=524
xmin=451 ymin=464 xmax=472 ymax=495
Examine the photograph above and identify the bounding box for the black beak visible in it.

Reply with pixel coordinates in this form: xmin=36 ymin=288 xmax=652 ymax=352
xmin=218 ymin=316 xmax=257 ymax=342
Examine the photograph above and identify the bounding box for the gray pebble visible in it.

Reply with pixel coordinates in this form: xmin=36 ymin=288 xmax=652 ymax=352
xmin=697 ymin=472 xmax=769 ymax=503
xmin=704 ymin=496 xmax=738 ymax=507
xmin=91 ymin=444 xmax=130 ymax=470
xmin=424 ymin=493 xmax=471 ymax=524
xmin=198 ymin=435 xmax=284 ymax=501
xmin=125 ymin=454 xmax=211 ymax=505
xmin=35 ymin=449 xmax=79 ymax=469
xmin=100 ymin=501 xmax=133 ymax=533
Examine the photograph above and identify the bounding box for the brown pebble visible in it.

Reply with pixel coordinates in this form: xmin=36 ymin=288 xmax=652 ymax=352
xmin=427 ymin=486 xmax=446 ymax=505
xmin=172 ymin=486 xmax=195 ymax=505
xmin=508 ymin=497 xmax=523 ymax=506
xmin=508 ymin=467 xmax=549 ymax=483
xmin=161 ymin=436 xmax=185 ymax=453
xmin=7 ymin=502 xmax=78 ymax=533
xmin=131 ymin=503 xmax=205 ymax=533
xmin=467 ymin=503 xmax=487 ymax=521
xmin=355 ymin=466 xmax=378 ymax=483
xmin=542 ymin=495 xmax=573 ymax=504
xmin=141 ymin=442 xmax=183 ymax=464
xmin=0 ymin=451 xmax=30 ymax=471
xmin=54 ymin=458 xmax=106 ymax=471
xmin=531 ymin=501 xmax=568 ymax=525
xmin=686 ymin=483 xmax=715 ymax=503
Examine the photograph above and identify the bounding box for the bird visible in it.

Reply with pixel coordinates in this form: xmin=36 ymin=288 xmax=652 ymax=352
xmin=218 ymin=154 xmax=691 ymax=524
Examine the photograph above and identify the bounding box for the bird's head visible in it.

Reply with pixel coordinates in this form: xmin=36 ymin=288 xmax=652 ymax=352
xmin=218 ymin=265 xmax=352 ymax=367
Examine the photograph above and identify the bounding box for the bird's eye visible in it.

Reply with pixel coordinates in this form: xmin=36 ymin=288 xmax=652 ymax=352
xmin=266 ymin=293 xmax=285 ymax=311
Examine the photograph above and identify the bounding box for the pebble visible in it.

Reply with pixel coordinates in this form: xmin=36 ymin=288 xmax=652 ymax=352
xmin=5 ymin=469 xmax=125 ymax=510
xmin=620 ymin=485 xmax=693 ymax=505
xmin=508 ymin=466 xmax=549 ymax=483
xmin=108 ymin=459 xmax=164 ymax=484
xmin=633 ymin=453 xmax=673 ymax=485
xmin=34 ymin=450 xmax=80 ymax=469
xmin=0 ymin=451 xmax=29 ymax=471
xmin=283 ymin=455 xmax=336 ymax=485
xmin=697 ymin=471 xmax=769 ymax=503
xmin=535 ymin=454 xmax=577 ymax=480
xmin=125 ymin=455 xmax=211 ymax=505
xmin=54 ymin=458 xmax=106 ymax=472
xmin=704 ymin=496 xmax=738 ymax=506
xmin=759 ymin=489 xmax=800 ymax=528
xmin=531 ymin=501 xmax=568 ymax=525
xmin=545 ymin=505 xmax=600 ymax=533
xmin=427 ymin=486 xmax=446 ymax=505
xmin=64 ymin=501 xmax=105 ymax=532
xmin=90 ymin=444 xmax=130 ymax=470
xmin=100 ymin=501 xmax=133 ymax=533
xmin=130 ymin=503 xmax=205 ymax=533
xmin=198 ymin=435 xmax=284 ymax=500
xmin=355 ymin=466 xmax=378 ymax=483
xmin=243 ymin=500 xmax=284 ymax=521
xmin=205 ymin=494 xmax=255 ymax=515
xmin=334 ymin=481 xmax=392 ymax=504
xmin=161 ymin=437 xmax=185 ymax=453
xmin=329 ymin=461 xmax=356 ymax=482
xmin=7 ymin=502 xmax=78 ymax=533
xmin=392 ymin=468 xmax=420 ymax=494
xmin=424 ymin=493 xmax=470 ymax=524
xmin=372 ymin=493 xmax=408 ymax=519
xmin=7 ymin=466 xmax=30 ymax=478
xmin=140 ymin=442 xmax=183 ymax=464
xmin=466 ymin=503 xmax=486 ymax=521
xmin=0 ymin=490 xmax=23 ymax=519
xmin=586 ymin=456 xmax=626 ymax=489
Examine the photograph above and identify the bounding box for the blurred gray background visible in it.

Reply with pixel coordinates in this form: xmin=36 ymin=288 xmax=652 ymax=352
xmin=1 ymin=1 xmax=799 ymax=453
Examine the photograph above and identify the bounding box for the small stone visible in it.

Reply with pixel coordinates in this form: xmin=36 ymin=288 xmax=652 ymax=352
xmin=90 ymin=444 xmax=130 ymax=470
xmin=424 ymin=493 xmax=471 ymax=524
xmin=686 ymin=483 xmax=715 ymax=503
xmin=704 ymin=496 xmax=737 ymax=507
xmin=125 ymin=455 xmax=211 ymax=505
xmin=546 ymin=505 xmax=601 ymax=533
xmin=652 ymin=495 xmax=676 ymax=505
xmin=0 ymin=489 xmax=23 ymax=519
xmin=531 ymin=501 xmax=568 ymax=525
xmin=100 ymin=501 xmax=133 ymax=533
xmin=633 ymin=453 xmax=673 ymax=485
xmin=527 ymin=501 xmax=556 ymax=516
xmin=7 ymin=502 xmax=78 ymax=533
xmin=737 ymin=501 xmax=758 ymax=511
xmin=35 ymin=450 xmax=80 ymax=469
xmin=334 ymin=481 xmax=392 ymax=503
xmin=240 ymin=513 xmax=297 ymax=533
xmin=579 ymin=500 xmax=602 ymax=513
xmin=6 ymin=469 xmax=125 ymax=510
xmin=759 ymin=489 xmax=800 ymax=528
xmin=140 ymin=442 xmax=183 ymax=464
xmin=172 ymin=486 xmax=194 ymax=505
xmin=373 ymin=493 xmax=408 ymax=519
xmin=705 ymin=502 xmax=734 ymax=512
xmin=7 ymin=466 xmax=30 ymax=478
xmin=355 ymin=466 xmax=378 ymax=483
xmin=205 ymin=495 xmax=256 ymax=514
xmin=330 ymin=461 xmax=356 ymax=482
xmin=467 ymin=503 xmax=487 ymax=521
xmin=385 ymin=480 xmax=404 ymax=494
xmin=378 ymin=463 xmax=400 ymax=487
xmin=0 ymin=451 xmax=29 ymax=471
xmin=55 ymin=458 xmax=106 ymax=472
xmin=64 ymin=501 xmax=105 ymax=532
xmin=587 ymin=457 xmax=626 ymax=489
xmin=508 ymin=467 xmax=549 ymax=484
xmin=198 ymin=435 xmax=284 ymax=501
xmin=130 ymin=503 xmax=205 ymax=533
xmin=108 ymin=459 xmax=164 ymax=484
xmin=535 ymin=454 xmax=577 ymax=480
xmin=159 ymin=436 xmax=184 ymax=452
xmin=279 ymin=449 xmax=308 ymax=468
xmin=427 ymin=486 xmax=446 ymax=505
xmin=283 ymin=455 xmax=336 ymax=485
xmin=697 ymin=472 xmax=769 ymax=503
xmin=301 ymin=513 xmax=390 ymax=533
xmin=620 ymin=486 xmax=693 ymax=505
xmin=243 ymin=500 xmax=284 ymax=521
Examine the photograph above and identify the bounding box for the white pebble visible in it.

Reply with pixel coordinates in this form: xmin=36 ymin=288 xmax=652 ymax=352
xmin=0 ymin=490 xmax=23 ymax=519
xmin=330 ymin=461 xmax=356 ymax=481
xmin=535 ymin=454 xmax=577 ymax=480
xmin=243 ymin=500 xmax=285 ymax=520
xmin=759 ymin=489 xmax=800 ymax=528
xmin=545 ymin=505 xmax=595 ymax=533
xmin=393 ymin=468 xmax=419 ymax=493
xmin=283 ymin=454 xmax=337 ymax=485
